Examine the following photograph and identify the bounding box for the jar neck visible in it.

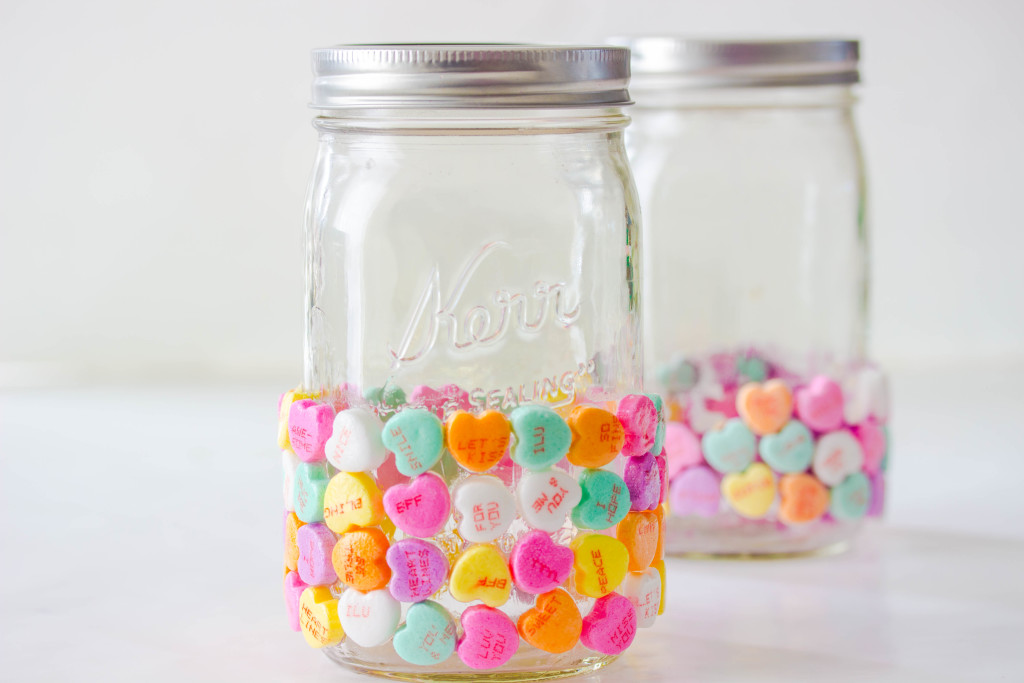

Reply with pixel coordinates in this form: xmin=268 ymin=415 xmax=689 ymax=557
xmin=630 ymin=84 xmax=857 ymax=110
xmin=311 ymin=106 xmax=631 ymax=134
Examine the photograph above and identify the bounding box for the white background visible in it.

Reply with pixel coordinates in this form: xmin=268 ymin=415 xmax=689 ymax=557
xmin=1 ymin=0 xmax=1022 ymax=385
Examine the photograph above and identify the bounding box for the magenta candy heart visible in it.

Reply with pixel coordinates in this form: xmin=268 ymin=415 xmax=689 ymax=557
xmin=617 ymin=394 xmax=658 ymax=456
xmin=853 ymin=418 xmax=886 ymax=473
xmin=867 ymin=472 xmax=885 ymax=517
xmin=794 ymin=376 xmax=845 ymax=432
xmin=296 ymin=522 xmax=337 ymax=586
xmin=288 ymin=399 xmax=335 ymax=462
xmin=669 ymin=465 xmax=721 ymax=518
xmin=283 ymin=571 xmax=308 ymax=631
xmin=509 ymin=530 xmax=573 ymax=594
xmin=624 ymin=451 xmax=660 ymax=511
xmin=581 ymin=592 xmax=637 ymax=655
xmin=385 ymin=538 xmax=449 ymax=603
xmin=383 ymin=472 xmax=451 ymax=537
xmin=409 ymin=384 xmax=470 ymax=419
xmin=657 ymin=455 xmax=668 ymax=505
xmin=664 ymin=421 xmax=703 ymax=477
xmin=706 ymin=386 xmax=740 ymax=419
xmin=456 ymin=605 xmax=520 ymax=669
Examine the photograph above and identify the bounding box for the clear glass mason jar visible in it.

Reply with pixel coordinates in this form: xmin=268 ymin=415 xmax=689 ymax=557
xmin=619 ymin=38 xmax=889 ymax=556
xmin=278 ymin=45 xmax=666 ymax=680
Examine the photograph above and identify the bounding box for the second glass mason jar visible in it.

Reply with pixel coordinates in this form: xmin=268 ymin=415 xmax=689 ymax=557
xmin=278 ymin=45 xmax=665 ymax=680
xmin=621 ymin=38 xmax=889 ymax=555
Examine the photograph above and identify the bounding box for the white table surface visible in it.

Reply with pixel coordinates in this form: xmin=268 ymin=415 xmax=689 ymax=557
xmin=2 ymin=366 xmax=1022 ymax=682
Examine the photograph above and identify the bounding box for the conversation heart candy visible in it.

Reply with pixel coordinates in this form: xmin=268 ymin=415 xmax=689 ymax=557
xmin=323 ymin=472 xmax=385 ymax=534
xmin=853 ymin=418 xmax=886 ymax=474
xmin=581 ymin=592 xmax=636 ymax=655
xmin=324 ymin=408 xmax=387 ymax=472
xmin=509 ymin=530 xmax=573 ymax=594
xmin=449 ymin=544 xmax=512 ymax=607
xmin=299 ymin=585 xmax=344 ymax=648
xmin=278 ymin=388 xmax=314 ymax=451
xmin=653 ymin=504 xmax=666 ymax=561
xmin=794 ymin=375 xmax=845 ymax=432
xmin=624 ymin=452 xmax=660 ymax=511
xmin=812 ymin=430 xmax=865 ymax=486
xmin=701 ymin=418 xmax=757 ymax=474
xmin=645 ymin=393 xmax=667 ymax=456
xmin=706 ymin=386 xmax=740 ymax=420
xmin=572 ymin=469 xmax=630 ymax=530
xmin=337 ymin=588 xmax=401 ymax=648
xmin=385 ymin=538 xmax=449 ymax=602
xmin=566 ymin=405 xmax=624 ymax=468
xmin=736 ymin=355 xmax=768 ymax=383
xmin=842 ymin=365 xmax=889 ymax=424
xmin=656 ymin=355 xmax=699 ymax=393
xmin=382 ymin=409 xmax=444 ymax=477
xmin=778 ymin=473 xmax=830 ymax=525
xmin=758 ymin=420 xmax=814 ymax=473
xmin=289 ymin=399 xmax=336 ymax=463
xmin=409 ymin=383 xmax=470 ymax=419
xmin=669 ymin=465 xmax=721 ymax=517
xmin=867 ymin=471 xmax=885 ymax=517
xmin=617 ymin=394 xmax=658 ymax=456
xmin=657 ymin=455 xmax=668 ymax=505
xmin=393 ymin=600 xmax=457 ymax=666
xmin=296 ymin=522 xmax=337 ymax=586
xmin=517 ymin=469 xmax=582 ymax=533
xmin=830 ymin=472 xmax=871 ymax=520
xmin=664 ymin=421 xmax=704 ymax=477
xmin=620 ymin=567 xmax=661 ymax=628
xmin=616 ymin=511 xmax=659 ymax=571
xmin=652 ymin=559 xmax=666 ymax=615
xmin=517 ymin=588 xmax=583 ymax=654
xmin=284 ymin=570 xmax=308 ymax=631
xmin=332 ymin=527 xmax=391 ymax=592
xmin=571 ymin=534 xmax=629 ymax=598
xmin=293 ymin=462 xmax=330 ymax=523
xmin=453 ymin=475 xmax=516 ymax=541
xmin=446 ymin=411 xmax=511 ymax=473
xmin=721 ymin=463 xmax=777 ymax=519
xmin=365 ymin=384 xmax=407 ymax=414
xmin=284 ymin=511 xmax=305 ymax=572
xmin=509 ymin=404 xmax=572 ymax=470
xmin=736 ymin=379 xmax=793 ymax=436
xmin=456 ymin=605 xmax=520 ymax=670
xmin=283 ymin=450 xmax=300 ymax=511
xmin=383 ymin=472 xmax=451 ymax=537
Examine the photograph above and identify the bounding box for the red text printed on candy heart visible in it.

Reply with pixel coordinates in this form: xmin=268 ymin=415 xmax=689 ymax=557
xmin=591 ymin=550 xmax=610 ymax=593
xmin=472 ymin=502 xmax=503 ymax=532
xmin=531 ymin=477 xmax=571 ymax=514
xmin=394 ymin=495 xmax=423 ymax=513
xmin=591 ymin=485 xmax=624 ymax=525
xmin=324 ymin=497 xmax=363 ymax=517
xmin=300 ymin=604 xmax=331 ymax=645
xmin=476 ymin=577 xmax=508 ymax=589
xmin=388 ymin=427 xmax=421 ymax=470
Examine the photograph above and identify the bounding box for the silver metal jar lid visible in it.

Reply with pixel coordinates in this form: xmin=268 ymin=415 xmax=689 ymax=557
xmin=311 ymin=44 xmax=632 ymax=109
xmin=615 ymin=37 xmax=859 ymax=88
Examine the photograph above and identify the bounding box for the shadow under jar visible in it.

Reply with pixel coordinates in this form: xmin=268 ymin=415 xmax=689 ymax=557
xmin=278 ymin=45 xmax=667 ymax=680
xmin=620 ymin=38 xmax=889 ymax=556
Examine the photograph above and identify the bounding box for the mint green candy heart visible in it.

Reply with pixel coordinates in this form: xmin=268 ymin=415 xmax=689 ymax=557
xmin=365 ymin=384 xmax=407 ymax=421
xmin=393 ymin=600 xmax=457 ymax=666
xmin=293 ymin=462 xmax=330 ymax=523
xmin=758 ymin=420 xmax=813 ymax=473
xmin=701 ymin=418 xmax=756 ymax=474
xmin=572 ymin=469 xmax=631 ymax=530
xmin=509 ymin=404 xmax=571 ymax=470
xmin=382 ymin=408 xmax=444 ymax=477
xmin=656 ymin=357 xmax=699 ymax=393
xmin=735 ymin=356 xmax=767 ymax=383
xmin=645 ymin=393 xmax=667 ymax=456
xmin=830 ymin=472 xmax=871 ymax=520
xmin=882 ymin=425 xmax=890 ymax=472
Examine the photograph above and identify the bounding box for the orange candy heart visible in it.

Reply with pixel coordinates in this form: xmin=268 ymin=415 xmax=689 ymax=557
xmin=566 ymin=406 xmax=625 ymax=468
xmin=517 ymin=588 xmax=583 ymax=654
xmin=737 ymin=380 xmax=793 ymax=436
xmin=654 ymin=504 xmax=666 ymax=562
xmin=284 ymin=512 xmax=306 ymax=572
xmin=446 ymin=411 xmax=511 ymax=473
xmin=616 ymin=511 xmax=659 ymax=571
xmin=331 ymin=527 xmax=392 ymax=592
xmin=778 ymin=473 xmax=830 ymax=524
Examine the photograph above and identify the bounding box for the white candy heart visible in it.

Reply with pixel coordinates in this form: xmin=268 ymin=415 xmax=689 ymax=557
xmin=325 ymin=408 xmax=386 ymax=473
xmin=812 ymin=430 xmax=865 ymax=486
xmin=620 ymin=567 xmax=661 ymax=628
xmin=516 ymin=469 xmax=582 ymax=533
xmin=282 ymin=450 xmax=299 ymax=511
xmin=842 ymin=367 xmax=889 ymax=425
xmin=337 ymin=588 xmax=401 ymax=648
xmin=452 ymin=475 xmax=516 ymax=542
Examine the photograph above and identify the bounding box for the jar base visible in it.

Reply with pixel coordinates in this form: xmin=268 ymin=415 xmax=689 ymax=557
xmin=664 ymin=517 xmax=861 ymax=557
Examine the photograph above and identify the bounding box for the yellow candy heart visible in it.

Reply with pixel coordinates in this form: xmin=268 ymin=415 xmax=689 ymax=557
xmin=570 ymin=534 xmax=629 ymax=598
xmin=299 ymin=585 xmax=344 ymax=648
xmin=323 ymin=472 xmax=384 ymax=534
xmin=278 ymin=388 xmax=315 ymax=451
xmin=721 ymin=463 xmax=777 ymax=519
xmin=652 ymin=559 xmax=667 ymax=615
xmin=449 ymin=544 xmax=512 ymax=607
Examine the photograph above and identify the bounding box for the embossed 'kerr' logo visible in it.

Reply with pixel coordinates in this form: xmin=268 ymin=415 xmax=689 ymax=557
xmin=387 ymin=241 xmax=581 ymax=367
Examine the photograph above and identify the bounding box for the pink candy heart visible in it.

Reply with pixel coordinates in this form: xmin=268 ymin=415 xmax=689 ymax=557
xmin=581 ymin=592 xmax=637 ymax=655
xmin=288 ymin=399 xmax=335 ymax=462
xmin=669 ymin=465 xmax=721 ymax=518
xmin=409 ymin=384 xmax=471 ymax=419
xmin=296 ymin=522 xmax=337 ymax=586
xmin=617 ymin=395 xmax=658 ymax=457
xmin=664 ymin=421 xmax=704 ymax=477
xmin=383 ymin=472 xmax=451 ymax=538
xmin=456 ymin=605 xmax=520 ymax=669
xmin=283 ymin=571 xmax=308 ymax=631
xmin=509 ymin=530 xmax=573 ymax=594
xmin=853 ymin=418 xmax=886 ymax=474
xmin=794 ymin=376 xmax=845 ymax=432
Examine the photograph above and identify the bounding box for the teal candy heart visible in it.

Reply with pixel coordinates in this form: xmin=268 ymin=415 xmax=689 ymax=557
xmin=881 ymin=425 xmax=890 ymax=472
xmin=758 ymin=420 xmax=813 ymax=473
xmin=644 ymin=393 xmax=667 ymax=456
xmin=830 ymin=472 xmax=871 ymax=520
xmin=393 ymin=600 xmax=457 ymax=666
xmin=735 ymin=356 xmax=767 ymax=383
xmin=701 ymin=418 xmax=756 ymax=474
xmin=656 ymin=357 xmax=699 ymax=393
xmin=365 ymin=384 xmax=407 ymax=421
xmin=509 ymin=404 xmax=572 ymax=470
xmin=572 ymin=469 xmax=631 ymax=530
xmin=293 ymin=462 xmax=330 ymax=523
xmin=382 ymin=408 xmax=444 ymax=477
